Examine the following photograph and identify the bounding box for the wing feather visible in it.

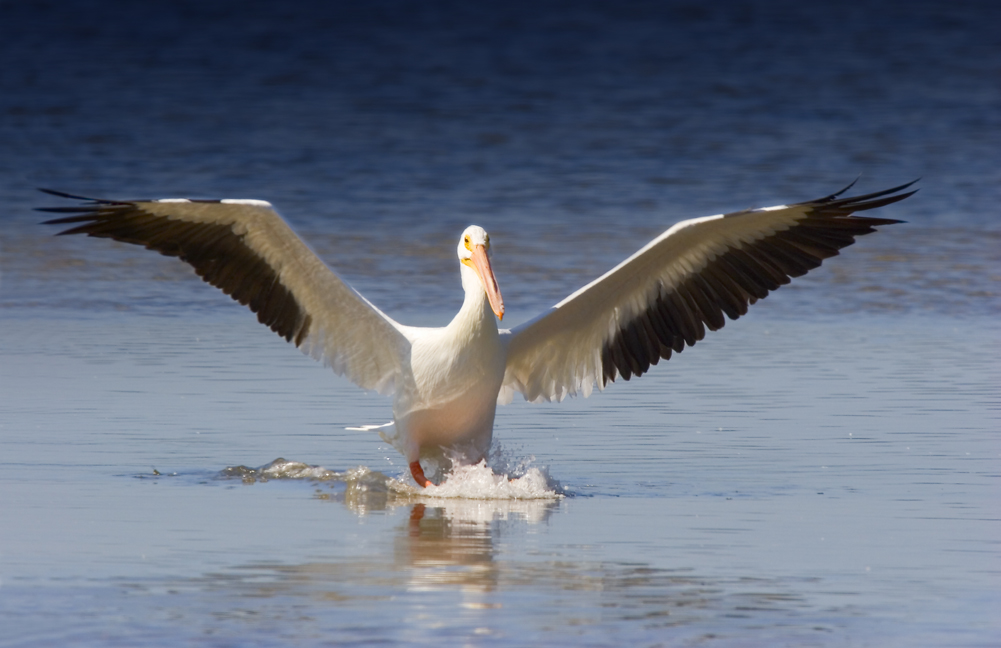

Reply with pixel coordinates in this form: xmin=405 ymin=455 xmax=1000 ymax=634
xmin=501 ymin=181 xmax=916 ymax=403
xmin=40 ymin=191 xmax=410 ymax=394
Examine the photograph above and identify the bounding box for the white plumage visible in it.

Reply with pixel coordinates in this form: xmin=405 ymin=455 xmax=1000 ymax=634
xmin=41 ymin=180 xmax=915 ymax=486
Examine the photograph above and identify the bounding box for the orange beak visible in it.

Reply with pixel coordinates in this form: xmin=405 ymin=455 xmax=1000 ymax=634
xmin=470 ymin=244 xmax=504 ymax=320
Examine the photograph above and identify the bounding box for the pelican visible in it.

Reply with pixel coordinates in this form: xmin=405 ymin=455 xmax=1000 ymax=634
xmin=41 ymin=180 xmax=915 ymax=487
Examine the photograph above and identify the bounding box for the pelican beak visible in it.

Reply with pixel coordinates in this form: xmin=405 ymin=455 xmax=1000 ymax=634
xmin=470 ymin=244 xmax=504 ymax=321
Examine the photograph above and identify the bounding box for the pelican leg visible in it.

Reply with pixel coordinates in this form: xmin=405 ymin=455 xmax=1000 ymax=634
xmin=409 ymin=460 xmax=432 ymax=488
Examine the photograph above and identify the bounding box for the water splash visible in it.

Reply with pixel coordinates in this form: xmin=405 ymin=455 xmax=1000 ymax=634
xmin=220 ymin=458 xmax=341 ymax=482
xmin=410 ymin=460 xmax=560 ymax=500
xmin=220 ymin=456 xmax=563 ymax=501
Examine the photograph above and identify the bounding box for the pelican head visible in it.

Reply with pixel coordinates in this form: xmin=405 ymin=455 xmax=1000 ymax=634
xmin=458 ymin=225 xmax=504 ymax=321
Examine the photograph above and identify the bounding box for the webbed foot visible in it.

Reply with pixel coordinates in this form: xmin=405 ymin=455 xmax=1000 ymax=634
xmin=409 ymin=460 xmax=432 ymax=488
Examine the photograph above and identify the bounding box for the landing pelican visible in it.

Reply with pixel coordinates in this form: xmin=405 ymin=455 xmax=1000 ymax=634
xmin=41 ymin=180 xmax=915 ymax=486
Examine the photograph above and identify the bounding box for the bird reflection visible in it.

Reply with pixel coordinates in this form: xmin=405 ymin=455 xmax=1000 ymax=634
xmin=396 ymin=499 xmax=556 ymax=595
xmin=221 ymin=458 xmax=560 ymax=595
xmin=401 ymin=503 xmax=497 ymax=592
xmin=223 ymin=456 xmax=560 ymax=592
xmin=329 ymin=466 xmax=559 ymax=594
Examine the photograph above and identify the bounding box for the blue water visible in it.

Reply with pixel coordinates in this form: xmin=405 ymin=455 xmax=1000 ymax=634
xmin=1 ymin=1 xmax=999 ymax=646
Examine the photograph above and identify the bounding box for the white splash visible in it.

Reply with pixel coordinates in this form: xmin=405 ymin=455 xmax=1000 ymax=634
xmin=394 ymin=460 xmax=562 ymax=501
xmin=259 ymin=459 xmax=337 ymax=480
xmin=222 ymin=455 xmax=563 ymax=501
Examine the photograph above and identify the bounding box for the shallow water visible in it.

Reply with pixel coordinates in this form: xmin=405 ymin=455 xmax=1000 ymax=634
xmin=2 ymin=1 xmax=1000 ymax=646
xmin=3 ymin=308 xmax=998 ymax=646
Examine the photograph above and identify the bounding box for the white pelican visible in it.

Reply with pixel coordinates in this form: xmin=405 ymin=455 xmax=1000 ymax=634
xmin=41 ymin=180 xmax=916 ymax=487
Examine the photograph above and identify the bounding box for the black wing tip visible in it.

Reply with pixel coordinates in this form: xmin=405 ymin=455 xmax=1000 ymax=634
xmin=814 ymin=178 xmax=920 ymax=204
xmin=869 ymin=178 xmax=921 ymax=197
xmin=40 ymin=213 xmax=99 ymax=226
xmin=37 ymin=188 xmax=137 ymax=230
xmin=37 ymin=187 xmax=136 ymax=207
xmin=822 ymin=175 xmax=862 ymax=201
xmin=37 ymin=187 xmax=124 ymax=203
xmin=806 ymin=179 xmax=919 ymax=218
xmin=38 ymin=188 xmax=90 ymax=200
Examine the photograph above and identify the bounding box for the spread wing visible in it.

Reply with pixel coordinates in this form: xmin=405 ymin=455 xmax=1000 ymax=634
xmin=500 ymin=180 xmax=916 ymax=403
xmin=40 ymin=190 xmax=410 ymax=395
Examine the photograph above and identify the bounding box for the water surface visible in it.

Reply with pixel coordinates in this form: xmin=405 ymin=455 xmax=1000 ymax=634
xmin=1 ymin=1 xmax=999 ymax=646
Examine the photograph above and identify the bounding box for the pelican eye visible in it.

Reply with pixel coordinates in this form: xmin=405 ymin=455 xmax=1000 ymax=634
xmin=464 ymin=234 xmax=472 ymax=250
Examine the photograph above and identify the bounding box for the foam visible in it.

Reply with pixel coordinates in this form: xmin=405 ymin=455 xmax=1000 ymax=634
xmin=399 ymin=460 xmax=561 ymax=500
xmin=222 ymin=456 xmax=563 ymax=501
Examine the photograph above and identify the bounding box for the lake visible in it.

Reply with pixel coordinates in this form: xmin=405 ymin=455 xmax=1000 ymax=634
xmin=1 ymin=1 xmax=999 ymax=646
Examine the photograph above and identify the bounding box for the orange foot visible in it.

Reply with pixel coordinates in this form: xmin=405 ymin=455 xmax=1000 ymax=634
xmin=409 ymin=461 xmax=432 ymax=488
